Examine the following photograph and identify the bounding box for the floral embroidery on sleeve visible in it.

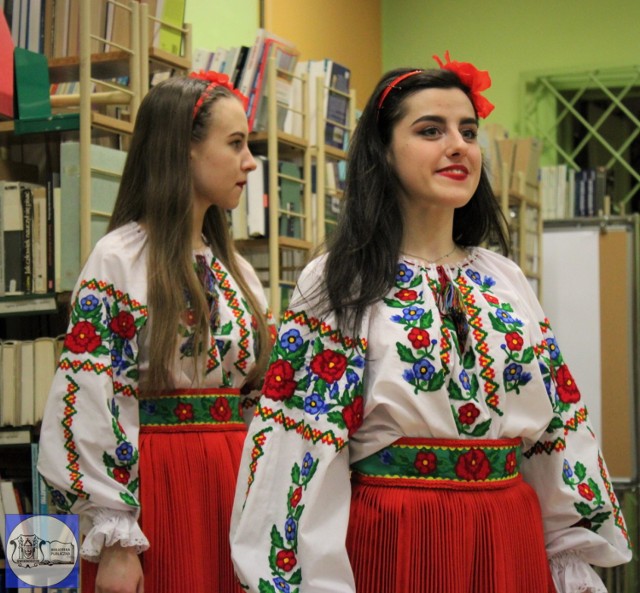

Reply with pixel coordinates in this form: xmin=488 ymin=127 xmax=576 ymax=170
xmin=258 ymin=452 xmax=318 ymax=593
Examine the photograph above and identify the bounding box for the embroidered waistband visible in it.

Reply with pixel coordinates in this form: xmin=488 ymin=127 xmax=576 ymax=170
xmin=139 ymin=388 xmax=245 ymax=432
xmin=351 ymin=437 xmax=522 ymax=488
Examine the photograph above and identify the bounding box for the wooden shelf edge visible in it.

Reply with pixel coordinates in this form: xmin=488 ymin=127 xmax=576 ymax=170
xmin=91 ymin=112 xmax=134 ymax=135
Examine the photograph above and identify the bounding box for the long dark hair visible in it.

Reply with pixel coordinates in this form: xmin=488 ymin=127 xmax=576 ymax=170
xmin=108 ymin=76 xmax=271 ymax=392
xmin=321 ymin=67 xmax=510 ymax=334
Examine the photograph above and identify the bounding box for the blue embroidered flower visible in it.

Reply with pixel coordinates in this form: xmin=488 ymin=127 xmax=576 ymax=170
xmin=140 ymin=400 xmax=157 ymax=415
xmin=403 ymin=368 xmax=416 ymax=382
xmin=396 ymin=263 xmax=414 ymax=283
xmin=495 ymin=309 xmax=522 ymax=325
xmin=504 ymin=363 xmax=532 ymax=384
xmin=304 ymin=394 xmax=330 ymax=418
xmin=459 ymin=370 xmax=471 ymax=391
xmin=79 ymin=294 xmax=99 ymax=312
xmin=273 ymin=577 xmax=290 ymax=593
xmin=563 ymin=460 xmax=573 ymax=479
xmin=111 ymin=349 xmax=126 ymax=375
xmin=466 ymin=269 xmax=482 ymax=285
xmin=539 ymin=361 xmax=552 ymax=395
xmin=115 ymin=442 xmax=134 ymax=462
xmin=51 ymin=489 xmax=67 ymax=510
xmin=284 ymin=517 xmax=297 ymax=542
xmin=346 ymin=369 xmax=359 ymax=385
xmin=301 ymin=452 xmax=314 ymax=476
xmin=352 ymin=355 xmax=365 ymax=368
xmin=280 ymin=329 xmax=303 ymax=352
xmin=413 ymin=359 xmax=435 ymax=381
xmin=546 ymin=337 xmax=560 ymax=360
xmin=378 ymin=449 xmax=394 ymax=464
xmin=328 ymin=381 xmax=339 ymax=399
xmin=402 ymin=306 xmax=424 ymax=321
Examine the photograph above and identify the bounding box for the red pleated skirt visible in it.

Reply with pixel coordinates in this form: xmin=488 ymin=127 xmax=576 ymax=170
xmin=347 ymin=437 xmax=557 ymax=593
xmin=81 ymin=388 xmax=246 ymax=593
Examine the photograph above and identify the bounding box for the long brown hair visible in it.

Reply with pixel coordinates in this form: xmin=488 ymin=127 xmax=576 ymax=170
xmin=108 ymin=76 xmax=271 ymax=392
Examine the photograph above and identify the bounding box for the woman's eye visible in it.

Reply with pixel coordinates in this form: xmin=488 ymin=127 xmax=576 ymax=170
xmin=420 ymin=126 xmax=441 ymax=138
xmin=461 ymin=128 xmax=478 ymax=140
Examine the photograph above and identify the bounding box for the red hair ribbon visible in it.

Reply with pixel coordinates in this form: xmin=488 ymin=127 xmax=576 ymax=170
xmin=377 ymin=69 xmax=423 ymax=111
xmin=189 ymin=70 xmax=249 ymax=119
xmin=432 ymin=51 xmax=494 ymax=118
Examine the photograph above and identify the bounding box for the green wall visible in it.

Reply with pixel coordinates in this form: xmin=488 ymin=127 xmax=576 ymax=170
xmin=381 ymin=0 xmax=640 ymax=134
xmin=185 ymin=0 xmax=259 ymax=52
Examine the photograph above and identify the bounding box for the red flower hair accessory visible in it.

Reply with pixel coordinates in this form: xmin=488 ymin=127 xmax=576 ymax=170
xmin=432 ymin=51 xmax=494 ymax=118
xmin=189 ymin=70 xmax=249 ymax=119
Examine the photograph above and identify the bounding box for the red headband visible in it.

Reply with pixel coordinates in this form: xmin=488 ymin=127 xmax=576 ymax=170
xmin=189 ymin=70 xmax=249 ymax=119
xmin=376 ymin=52 xmax=494 ymax=119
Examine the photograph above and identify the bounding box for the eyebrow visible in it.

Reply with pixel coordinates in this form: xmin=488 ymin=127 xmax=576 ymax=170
xmin=410 ymin=115 xmax=478 ymax=126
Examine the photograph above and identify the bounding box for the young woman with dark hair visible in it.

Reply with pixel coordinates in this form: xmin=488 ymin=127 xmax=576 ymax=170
xmin=38 ymin=72 xmax=274 ymax=593
xmin=230 ymin=53 xmax=631 ymax=593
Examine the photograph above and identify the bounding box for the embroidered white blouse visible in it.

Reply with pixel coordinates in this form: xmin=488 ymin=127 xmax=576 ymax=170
xmin=231 ymin=247 xmax=632 ymax=593
xmin=37 ymin=222 xmax=270 ymax=561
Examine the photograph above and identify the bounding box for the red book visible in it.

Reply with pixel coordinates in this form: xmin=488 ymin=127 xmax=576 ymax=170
xmin=0 ymin=12 xmax=14 ymax=119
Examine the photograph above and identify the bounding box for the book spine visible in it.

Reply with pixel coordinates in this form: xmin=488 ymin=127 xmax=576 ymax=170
xmin=46 ymin=178 xmax=55 ymax=292
xmin=20 ymin=184 xmax=33 ymax=293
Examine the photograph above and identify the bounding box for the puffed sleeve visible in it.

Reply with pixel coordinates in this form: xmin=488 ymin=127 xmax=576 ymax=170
xmin=37 ymin=231 xmax=150 ymax=561
xmin=230 ymin=256 xmax=368 ymax=593
xmin=513 ymin=270 xmax=633 ymax=592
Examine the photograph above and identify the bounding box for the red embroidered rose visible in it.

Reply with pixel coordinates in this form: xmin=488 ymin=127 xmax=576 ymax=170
xmin=578 ymin=483 xmax=595 ymax=501
xmin=310 ymin=350 xmax=348 ymax=383
xmin=65 ymin=321 xmax=102 ymax=354
xmin=483 ymin=294 xmax=499 ymax=305
xmin=109 ymin=311 xmax=136 ymax=340
xmin=505 ymin=451 xmax=517 ymax=475
xmin=455 ymin=448 xmax=491 ymax=481
xmin=395 ymin=289 xmax=418 ymax=301
xmin=275 ymin=549 xmax=297 ymax=572
xmin=263 ymin=360 xmax=297 ymax=401
xmin=458 ymin=403 xmax=480 ymax=426
xmin=414 ymin=451 xmax=437 ymax=475
xmin=174 ymin=402 xmax=194 ymax=422
xmin=505 ymin=332 xmax=524 ymax=351
xmin=210 ymin=397 xmax=232 ymax=421
xmin=113 ymin=467 xmax=130 ymax=484
xmin=182 ymin=309 xmax=197 ymax=326
xmin=342 ymin=396 xmax=364 ymax=436
xmin=408 ymin=327 xmax=430 ymax=349
xmin=290 ymin=486 xmax=303 ymax=507
xmin=555 ymin=365 xmax=580 ymax=403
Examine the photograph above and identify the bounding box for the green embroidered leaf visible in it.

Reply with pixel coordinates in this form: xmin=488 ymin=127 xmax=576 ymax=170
xmin=93 ymin=345 xmax=111 ymax=357
xmin=219 ymin=321 xmax=233 ymax=336
xmin=285 ymin=395 xmax=304 ymax=410
xmin=315 ymin=378 xmax=328 ymax=398
xmin=589 ymin=511 xmax=612 ymax=529
xmin=574 ymin=501 xmax=593 ymax=516
xmin=448 ymin=381 xmax=465 ymax=401
xmin=291 ymin=463 xmax=301 ymax=484
xmin=312 ymin=338 xmax=324 ymax=356
xmin=289 ymin=569 xmax=302 ymax=585
xmin=382 ymin=298 xmax=408 ymax=309
xmin=546 ymin=416 xmax=564 ymax=432
xmin=462 ymin=348 xmax=476 ymax=370
xmin=396 ymin=343 xmax=418 ymax=364
xmin=102 ymin=452 xmax=116 ymax=468
xmin=574 ymin=462 xmax=587 ymax=481
xmin=270 ymin=525 xmax=285 ymax=549
xmin=501 ymin=303 xmax=514 ymax=312
xmin=127 ymin=477 xmax=139 ymax=494
xmin=488 ymin=313 xmax=509 ymax=333
xmin=119 ymin=491 xmax=139 ymax=507
xmin=470 ymin=419 xmax=491 ymax=437
xmin=469 ymin=374 xmax=479 ymax=398
xmin=258 ymin=578 xmax=277 ymax=593
xmin=419 ymin=309 xmax=434 ymax=330
xmin=427 ymin=369 xmax=446 ymax=391
xmin=520 ymin=347 xmax=535 ymax=364
xmin=327 ymin=410 xmax=346 ymax=428
xmin=408 ymin=275 xmax=423 ymax=289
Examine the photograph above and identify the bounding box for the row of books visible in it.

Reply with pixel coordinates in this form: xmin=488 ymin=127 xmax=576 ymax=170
xmin=0 ymin=335 xmax=62 ymax=427
xmin=3 ymin=0 xmax=186 ymax=58
xmin=541 ymin=165 xmax=611 ymax=220
xmin=0 ymin=141 xmax=127 ymax=297
xmin=231 ymin=157 xmax=346 ymax=242
xmin=194 ymin=28 xmax=352 ymax=148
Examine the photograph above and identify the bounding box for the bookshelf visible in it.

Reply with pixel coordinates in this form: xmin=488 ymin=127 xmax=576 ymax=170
xmin=498 ymin=164 xmax=543 ymax=296
xmin=239 ymin=55 xmax=314 ymax=316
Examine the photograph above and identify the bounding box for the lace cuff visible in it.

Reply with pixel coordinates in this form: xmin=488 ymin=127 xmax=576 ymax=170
xmin=80 ymin=508 xmax=150 ymax=562
xmin=549 ymin=550 xmax=607 ymax=593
